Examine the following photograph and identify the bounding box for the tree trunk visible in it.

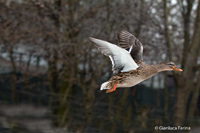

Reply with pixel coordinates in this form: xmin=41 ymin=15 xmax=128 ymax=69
xmin=9 ymin=47 xmax=16 ymax=102
xmin=181 ymin=0 xmax=194 ymax=69
xmin=174 ymin=75 xmax=188 ymax=126
xmin=188 ymin=67 xmax=200 ymax=123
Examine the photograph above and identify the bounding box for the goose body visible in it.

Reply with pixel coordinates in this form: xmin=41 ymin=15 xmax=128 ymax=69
xmin=89 ymin=31 xmax=182 ymax=93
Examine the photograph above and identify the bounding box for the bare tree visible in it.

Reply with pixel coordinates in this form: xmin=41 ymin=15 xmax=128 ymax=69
xmin=0 ymin=0 xmax=200 ymax=132
xmin=163 ymin=0 xmax=200 ymax=126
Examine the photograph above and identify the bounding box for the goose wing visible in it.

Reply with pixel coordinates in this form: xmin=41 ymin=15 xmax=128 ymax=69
xmin=117 ymin=30 xmax=143 ymax=61
xmin=89 ymin=37 xmax=138 ymax=74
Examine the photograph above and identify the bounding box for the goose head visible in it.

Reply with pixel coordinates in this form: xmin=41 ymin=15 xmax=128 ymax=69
xmin=156 ymin=62 xmax=182 ymax=72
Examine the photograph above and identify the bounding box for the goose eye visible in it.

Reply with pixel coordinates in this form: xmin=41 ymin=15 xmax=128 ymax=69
xmin=168 ymin=63 xmax=174 ymax=66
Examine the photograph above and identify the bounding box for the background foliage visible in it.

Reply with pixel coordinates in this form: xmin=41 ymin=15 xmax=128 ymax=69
xmin=0 ymin=0 xmax=200 ymax=132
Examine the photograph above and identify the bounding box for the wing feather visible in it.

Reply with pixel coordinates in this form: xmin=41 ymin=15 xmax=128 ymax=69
xmin=117 ymin=30 xmax=143 ymax=61
xmin=89 ymin=37 xmax=138 ymax=74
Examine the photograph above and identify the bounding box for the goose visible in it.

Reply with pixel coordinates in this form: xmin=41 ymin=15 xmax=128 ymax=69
xmin=89 ymin=31 xmax=182 ymax=93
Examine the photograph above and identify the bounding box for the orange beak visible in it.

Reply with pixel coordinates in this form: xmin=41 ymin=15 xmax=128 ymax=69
xmin=173 ymin=66 xmax=183 ymax=72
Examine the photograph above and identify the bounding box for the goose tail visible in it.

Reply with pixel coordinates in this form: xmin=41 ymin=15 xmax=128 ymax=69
xmin=100 ymin=81 xmax=111 ymax=90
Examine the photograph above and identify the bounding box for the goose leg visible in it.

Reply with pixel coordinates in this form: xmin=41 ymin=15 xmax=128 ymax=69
xmin=106 ymin=82 xmax=117 ymax=93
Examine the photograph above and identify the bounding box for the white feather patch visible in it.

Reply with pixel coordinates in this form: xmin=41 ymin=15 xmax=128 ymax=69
xmin=129 ymin=45 xmax=133 ymax=53
xmin=109 ymin=56 xmax=114 ymax=67
xmin=100 ymin=81 xmax=111 ymax=90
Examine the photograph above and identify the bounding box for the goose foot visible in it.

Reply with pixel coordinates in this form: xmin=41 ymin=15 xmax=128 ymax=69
xmin=106 ymin=82 xmax=117 ymax=93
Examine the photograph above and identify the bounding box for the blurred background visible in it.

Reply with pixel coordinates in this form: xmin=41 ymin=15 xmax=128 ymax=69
xmin=0 ymin=0 xmax=200 ymax=133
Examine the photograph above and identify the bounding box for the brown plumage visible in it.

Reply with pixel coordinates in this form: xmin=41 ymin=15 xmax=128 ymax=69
xmin=89 ymin=31 xmax=182 ymax=93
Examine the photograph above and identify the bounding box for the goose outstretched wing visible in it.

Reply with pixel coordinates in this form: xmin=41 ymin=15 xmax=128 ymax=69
xmin=117 ymin=30 xmax=143 ymax=61
xmin=89 ymin=37 xmax=138 ymax=74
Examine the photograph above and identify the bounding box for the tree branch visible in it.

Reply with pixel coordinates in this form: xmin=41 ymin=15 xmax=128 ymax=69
xmin=163 ymin=0 xmax=173 ymax=61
